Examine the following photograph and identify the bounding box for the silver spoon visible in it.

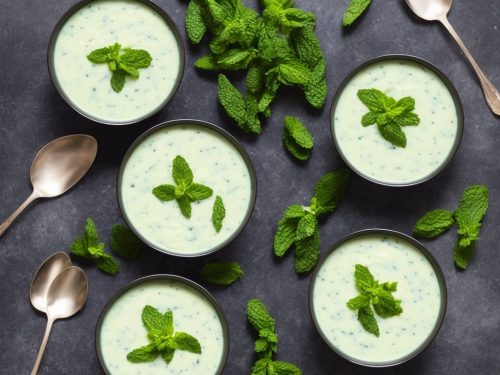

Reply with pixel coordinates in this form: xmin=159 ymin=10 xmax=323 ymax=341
xmin=30 ymin=252 xmax=72 ymax=313
xmin=405 ymin=0 xmax=500 ymax=115
xmin=0 ymin=134 xmax=97 ymax=237
xmin=31 ymin=266 xmax=88 ymax=375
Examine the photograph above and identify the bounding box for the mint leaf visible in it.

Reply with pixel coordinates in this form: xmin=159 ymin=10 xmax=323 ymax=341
xmin=354 ymin=264 xmax=375 ymax=292
xmin=70 ymin=236 xmax=92 ymax=259
xmin=118 ymin=63 xmax=139 ymax=78
xmin=172 ymin=332 xmax=202 ymax=354
xmin=126 ymin=344 xmax=158 ymax=363
xmin=120 ymin=49 xmax=152 ymax=69
xmin=454 ymin=240 xmax=475 ymax=270
xmin=283 ymin=205 xmax=307 ymax=219
xmin=212 ymin=195 xmax=226 ymax=232
xmin=294 ymin=228 xmax=320 ymax=273
xmin=152 ymin=184 xmax=176 ymax=201
xmin=95 ymin=252 xmax=120 ymax=275
xmin=454 ymin=185 xmax=489 ymax=246
xmin=270 ymin=360 xmax=302 ymax=375
xmin=172 ymin=155 xmax=193 ymax=188
xmin=276 ymin=60 xmax=311 ymax=86
xmin=313 ymin=169 xmax=350 ymax=214
xmin=161 ymin=348 xmax=175 ymax=364
xmin=346 ymin=294 xmax=371 ymax=310
xmin=283 ymin=116 xmax=313 ymax=149
xmin=177 ymin=195 xmax=192 ymax=218
xmin=295 ymin=213 xmax=317 ymax=241
xmin=186 ymin=0 xmax=207 ymax=44
xmin=110 ymin=224 xmax=141 ymax=259
xmin=84 ymin=218 xmax=99 ymax=248
xmin=413 ymin=209 xmax=455 ymax=238
xmin=87 ymin=47 xmax=110 ymax=64
xmin=247 ymin=299 xmax=275 ymax=332
xmin=274 ymin=217 xmax=300 ymax=257
xmin=201 ymin=261 xmax=244 ymax=285
xmin=252 ymin=358 xmax=270 ymax=375
xmin=110 ymin=70 xmax=126 ymax=93
xmin=186 ymin=183 xmax=213 ymax=201
xmin=378 ymin=122 xmax=407 ymax=148
xmin=343 ymin=0 xmax=372 ymax=26
xmin=218 ymin=74 xmax=249 ymax=127
xmin=142 ymin=305 xmax=166 ymax=332
xmin=256 ymin=328 xmax=278 ymax=354
xmin=358 ymin=306 xmax=379 ymax=337
xmin=283 ymin=131 xmax=311 ymax=161
xmin=371 ymin=287 xmax=403 ymax=317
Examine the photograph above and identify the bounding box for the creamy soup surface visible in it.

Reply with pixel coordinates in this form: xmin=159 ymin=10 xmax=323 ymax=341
xmin=53 ymin=0 xmax=181 ymax=123
xmin=333 ymin=60 xmax=459 ymax=184
xmin=120 ymin=123 xmax=253 ymax=255
xmin=312 ymin=234 xmax=442 ymax=364
xmin=99 ymin=279 xmax=225 ymax=375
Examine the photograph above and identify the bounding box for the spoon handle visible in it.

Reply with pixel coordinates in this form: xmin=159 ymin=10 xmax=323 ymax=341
xmin=0 ymin=191 xmax=39 ymax=237
xmin=31 ymin=317 xmax=54 ymax=375
xmin=440 ymin=17 xmax=500 ymax=115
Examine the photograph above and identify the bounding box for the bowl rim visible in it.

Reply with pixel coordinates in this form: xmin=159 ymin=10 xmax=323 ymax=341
xmin=329 ymin=54 xmax=465 ymax=187
xmin=95 ymin=273 xmax=230 ymax=374
xmin=46 ymin=0 xmax=186 ymax=126
xmin=116 ymin=119 xmax=258 ymax=257
xmin=308 ymin=228 xmax=448 ymax=368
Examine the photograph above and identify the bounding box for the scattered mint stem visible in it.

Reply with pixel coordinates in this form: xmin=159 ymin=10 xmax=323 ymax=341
xmin=247 ymin=299 xmax=302 ymax=375
xmin=413 ymin=185 xmax=489 ymax=269
xmin=273 ymin=169 xmax=350 ymax=273
xmin=87 ymin=43 xmax=152 ymax=93
xmin=346 ymin=264 xmax=403 ymax=336
xmin=127 ymin=305 xmax=201 ymax=365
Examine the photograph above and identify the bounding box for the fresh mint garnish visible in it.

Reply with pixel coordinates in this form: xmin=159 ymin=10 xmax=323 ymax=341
xmin=201 ymin=261 xmax=244 ymax=285
xmin=87 ymin=42 xmax=152 ymax=93
xmin=110 ymin=224 xmax=142 ymax=259
xmin=343 ymin=0 xmax=372 ymax=26
xmin=152 ymin=155 xmax=213 ymax=219
xmin=346 ymin=264 xmax=403 ymax=337
xmin=283 ymin=116 xmax=314 ymax=161
xmin=127 ymin=305 xmax=201 ymax=365
xmin=184 ymin=0 xmax=327 ymax=134
xmin=413 ymin=185 xmax=489 ymax=269
xmin=357 ymin=88 xmax=420 ymax=148
xmin=211 ymin=195 xmax=226 ymax=232
xmin=274 ymin=169 xmax=350 ymax=273
xmin=247 ymin=299 xmax=301 ymax=375
xmin=70 ymin=218 xmax=120 ymax=275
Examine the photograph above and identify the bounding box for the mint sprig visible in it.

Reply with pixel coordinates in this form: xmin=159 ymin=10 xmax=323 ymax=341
xmin=413 ymin=185 xmax=489 ymax=269
xmin=201 ymin=261 xmax=244 ymax=285
xmin=87 ymin=43 xmax=152 ymax=93
xmin=346 ymin=264 xmax=403 ymax=336
xmin=247 ymin=299 xmax=301 ymax=375
xmin=343 ymin=0 xmax=372 ymax=26
xmin=127 ymin=305 xmax=201 ymax=365
xmin=70 ymin=218 xmax=120 ymax=275
xmin=357 ymin=88 xmax=420 ymax=148
xmin=153 ymin=155 xmax=213 ymax=219
xmin=274 ymin=169 xmax=350 ymax=273
xmin=110 ymin=224 xmax=142 ymax=259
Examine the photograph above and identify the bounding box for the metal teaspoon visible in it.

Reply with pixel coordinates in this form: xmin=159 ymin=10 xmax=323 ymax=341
xmin=405 ymin=0 xmax=500 ymax=115
xmin=0 ymin=134 xmax=97 ymax=237
xmin=30 ymin=266 xmax=88 ymax=375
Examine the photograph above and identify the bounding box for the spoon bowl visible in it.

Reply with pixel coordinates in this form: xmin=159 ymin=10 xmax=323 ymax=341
xmin=31 ymin=266 xmax=88 ymax=375
xmin=0 ymin=134 xmax=97 ymax=237
xmin=405 ymin=0 xmax=451 ymax=21
xmin=30 ymin=252 xmax=72 ymax=313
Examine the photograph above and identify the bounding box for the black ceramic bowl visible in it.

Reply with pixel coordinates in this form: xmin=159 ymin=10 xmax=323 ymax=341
xmin=95 ymin=274 xmax=230 ymax=374
xmin=47 ymin=0 xmax=185 ymax=125
xmin=308 ymin=229 xmax=447 ymax=367
xmin=330 ymin=54 xmax=464 ymax=187
xmin=117 ymin=119 xmax=257 ymax=257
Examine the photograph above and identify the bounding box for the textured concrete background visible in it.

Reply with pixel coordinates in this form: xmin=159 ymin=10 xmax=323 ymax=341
xmin=1 ymin=0 xmax=500 ymax=374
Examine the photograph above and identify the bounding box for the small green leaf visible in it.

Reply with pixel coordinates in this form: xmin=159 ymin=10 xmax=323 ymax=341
xmin=247 ymin=298 xmax=275 ymax=332
xmin=294 ymin=228 xmax=320 ymax=274
xmin=94 ymin=252 xmax=120 ymax=275
xmin=313 ymin=169 xmax=350 ymax=214
xmin=186 ymin=183 xmax=213 ymax=201
xmin=358 ymin=306 xmax=379 ymax=336
xmin=295 ymin=213 xmax=317 ymax=241
xmin=283 ymin=116 xmax=314 ymax=149
xmin=201 ymin=261 xmax=244 ymax=285
xmin=119 ymin=63 xmax=139 ymax=78
xmin=212 ymin=195 xmax=226 ymax=232
xmin=161 ymin=347 xmax=175 ymax=364
xmin=413 ymin=209 xmax=455 ymax=238
xmin=378 ymin=123 xmax=406 ymax=148
xmin=186 ymin=0 xmax=207 ymax=44
xmin=172 ymin=332 xmax=202 ymax=354
xmin=87 ymin=47 xmax=110 ymax=63
xmin=274 ymin=217 xmax=300 ymax=257
xmin=110 ymin=70 xmax=126 ymax=93
xmin=177 ymin=196 xmax=192 ymax=218
xmin=110 ymin=224 xmax=142 ymax=259
xmin=126 ymin=344 xmax=158 ymax=363
xmin=172 ymin=155 xmax=194 ymax=188
xmin=354 ymin=264 xmax=375 ymax=292
xmin=120 ymin=49 xmax=152 ymax=69
xmin=346 ymin=294 xmax=371 ymax=310
xmin=70 ymin=237 xmax=92 ymax=259
xmin=152 ymin=184 xmax=176 ymax=202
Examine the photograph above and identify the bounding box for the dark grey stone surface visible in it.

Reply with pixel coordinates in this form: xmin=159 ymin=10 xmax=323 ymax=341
xmin=1 ymin=0 xmax=500 ymax=374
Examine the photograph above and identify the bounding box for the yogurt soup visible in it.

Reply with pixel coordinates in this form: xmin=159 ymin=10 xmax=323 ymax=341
xmin=119 ymin=121 xmax=255 ymax=256
xmin=310 ymin=231 xmax=445 ymax=365
xmin=51 ymin=0 xmax=182 ymax=124
xmin=332 ymin=58 xmax=462 ymax=185
xmin=98 ymin=277 xmax=227 ymax=374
